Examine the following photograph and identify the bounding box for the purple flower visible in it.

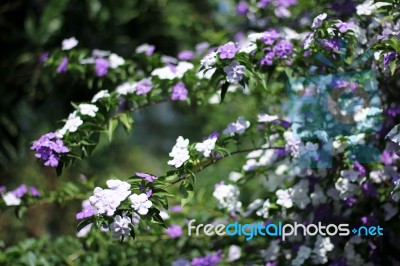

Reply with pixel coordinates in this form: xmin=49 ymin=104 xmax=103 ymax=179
xmin=353 ymin=162 xmax=366 ymax=176
xmin=171 ymin=82 xmax=188 ymax=101
xmin=76 ymin=204 xmax=96 ymax=220
xmin=171 ymin=205 xmax=183 ymax=213
xmin=56 ymin=57 xmax=68 ymax=73
xmin=345 ymin=197 xmax=356 ymax=207
xmin=331 ymin=78 xmax=348 ymax=89
xmin=261 ymin=30 xmax=281 ymax=45
xmin=191 ymin=251 xmax=222 ymax=266
xmin=166 ymin=224 xmax=183 ymax=238
xmin=223 ymin=61 xmax=246 ymax=84
xmin=382 ymin=150 xmax=395 ymax=165
xmin=146 ymin=189 xmax=153 ymax=197
xmin=31 ymin=132 xmax=69 ymax=167
xmin=136 ymin=78 xmax=153 ymax=95
xmin=12 ymin=185 xmax=28 ymax=198
xmin=273 ymin=40 xmax=293 ymax=58
xmin=177 ymin=50 xmax=195 ymax=60
xmin=320 ymin=37 xmax=340 ymax=51
xmin=265 ymin=263 xmax=277 ymax=266
xmin=361 ymin=215 xmax=378 ymax=227
xmin=335 ymin=22 xmax=355 ymax=33
xmin=208 ymin=131 xmax=219 ymax=140
xmin=361 ymin=182 xmax=377 ymax=198
xmin=330 ymin=258 xmax=347 ymax=266
xmin=218 ymin=42 xmax=238 ymax=59
xmin=95 ymin=58 xmax=109 ymax=77
xmin=260 ymin=52 xmax=275 ymax=66
xmin=383 ymin=52 xmax=396 ymax=69
xmin=274 ymin=148 xmax=286 ymax=157
xmin=257 ymin=0 xmax=271 ymax=8
xmin=136 ymin=172 xmax=158 ymax=182
xmin=275 ymin=0 xmax=297 ymax=8
xmin=0 ymin=186 xmax=6 ymax=193
xmin=272 ymin=119 xmax=290 ymax=129
xmin=29 ymin=186 xmax=40 ymax=197
xmin=39 ymin=52 xmax=49 ymax=63
xmin=236 ymin=1 xmax=249 ymax=15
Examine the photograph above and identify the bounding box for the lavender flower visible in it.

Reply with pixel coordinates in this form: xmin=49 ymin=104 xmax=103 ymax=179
xmin=260 ymin=52 xmax=275 ymax=66
xmin=95 ymin=58 xmax=109 ymax=77
xmin=273 ymin=40 xmax=293 ymax=58
xmin=136 ymin=44 xmax=155 ymax=56
xmin=171 ymin=82 xmax=188 ymax=101
xmin=56 ymin=57 xmax=68 ymax=73
xmin=312 ymin=13 xmax=327 ymax=28
xmin=335 ymin=22 xmax=355 ymax=33
xmin=320 ymin=38 xmax=340 ymax=51
xmin=191 ymin=251 xmax=222 ymax=266
xmin=177 ymin=50 xmax=195 ymax=60
xmin=76 ymin=200 xmax=97 ymax=220
xmin=31 ymin=132 xmax=69 ymax=167
xmin=218 ymin=42 xmax=238 ymax=59
xmin=166 ymin=224 xmax=183 ymax=238
xmin=110 ymin=215 xmax=131 ymax=239
xmin=261 ymin=30 xmax=281 ymax=45
xmin=29 ymin=186 xmax=40 ymax=197
xmin=236 ymin=1 xmax=249 ymax=15
xmin=12 ymin=185 xmax=27 ymax=198
xmin=223 ymin=61 xmax=246 ymax=84
xmin=383 ymin=52 xmax=396 ymax=69
xmin=39 ymin=52 xmax=49 ymax=63
xmin=257 ymin=0 xmax=271 ymax=8
xmin=170 ymin=205 xmax=183 ymax=213
xmin=0 ymin=186 xmax=5 ymax=193
xmin=136 ymin=78 xmax=153 ymax=95
xmin=136 ymin=172 xmax=158 ymax=182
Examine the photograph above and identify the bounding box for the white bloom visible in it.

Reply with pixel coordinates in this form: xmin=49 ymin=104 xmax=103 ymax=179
xmin=369 ymin=169 xmax=390 ymax=183
xmin=310 ymin=184 xmax=327 ymax=206
xmin=243 ymin=159 xmax=259 ymax=172
xmin=2 ymin=192 xmax=21 ymax=206
xmin=106 ymin=179 xmax=131 ymax=199
xmin=239 ymin=42 xmax=257 ymax=54
xmin=195 ymin=137 xmax=217 ymax=157
xmin=110 ymin=215 xmax=131 ymax=239
xmin=91 ymin=90 xmax=110 ymax=103
xmin=151 ymin=62 xmax=194 ymax=80
xmin=305 ymin=142 xmax=318 ymax=151
xmin=303 ymin=32 xmax=314 ymax=49
xmin=213 ymin=183 xmax=242 ymax=212
xmin=386 ymin=124 xmax=400 ymax=143
xmin=159 ymin=210 xmax=170 ymax=220
xmin=223 ymin=116 xmax=250 ymax=135
xmin=260 ymin=240 xmax=280 ymax=261
xmin=136 ymin=43 xmax=154 ymax=54
xmin=196 ymin=68 xmax=216 ymax=79
xmin=57 ymin=112 xmax=83 ymax=137
xmin=244 ymin=198 xmax=264 ymax=217
xmin=79 ymin=103 xmax=98 ymax=117
xmin=228 ymin=245 xmax=241 ymax=261
xmin=92 ymin=49 xmax=110 ymax=57
xmin=200 ymin=51 xmax=217 ymax=69
xmin=335 ymin=177 xmax=359 ymax=200
xmin=341 ymin=170 xmax=360 ymax=182
xmin=276 ymin=188 xmax=293 ymax=208
xmin=258 ymin=113 xmax=278 ymax=123
xmin=344 ymin=242 xmax=367 ymax=266
xmin=291 ymin=180 xmax=310 ymax=209
xmin=109 ymin=53 xmax=125 ymax=69
xmin=229 ymin=171 xmax=243 ymax=182
xmin=77 ymin=223 xmax=92 ymax=238
xmin=129 ymin=193 xmax=153 ymax=215
xmin=168 ymin=136 xmax=190 ymax=168
xmin=311 ymin=236 xmax=334 ymax=264
xmin=356 ymin=0 xmax=389 ymax=16
xmin=256 ymin=199 xmax=271 ymax=218
xmin=223 ymin=61 xmax=246 ymax=84
xmin=116 ymin=82 xmax=136 ymax=95
xmin=383 ymin=202 xmax=398 ymax=221
xmin=292 ymin=245 xmax=311 ymax=266
xmin=312 ymin=13 xmax=327 ymax=28
xmin=61 ymin=37 xmax=78 ymax=50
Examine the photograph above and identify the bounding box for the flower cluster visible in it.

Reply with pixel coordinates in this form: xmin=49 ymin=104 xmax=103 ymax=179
xmin=31 ymin=132 xmax=69 ymax=167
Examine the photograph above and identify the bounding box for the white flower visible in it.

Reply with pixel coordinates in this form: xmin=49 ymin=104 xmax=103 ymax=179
xmin=92 ymin=49 xmax=110 ymax=57
xmin=223 ymin=116 xmax=250 ymax=135
xmin=260 ymin=240 xmax=280 ymax=261
xmin=292 ymin=245 xmax=312 ymax=266
xmin=356 ymin=0 xmax=389 ymax=16
xmin=110 ymin=215 xmax=131 ymax=239
xmin=223 ymin=61 xmax=246 ymax=84
xmin=386 ymin=124 xmax=400 ymax=143
xmin=311 ymin=236 xmax=334 ymax=264
xmin=303 ymin=32 xmax=314 ymax=49
xmin=213 ymin=183 xmax=242 ymax=212
xmin=341 ymin=170 xmax=360 ymax=182
xmin=239 ymin=42 xmax=257 ymax=54
xmin=335 ymin=177 xmax=359 ymax=200
xmin=159 ymin=210 xmax=170 ymax=220
xmin=369 ymin=169 xmax=390 ymax=183
xmin=310 ymin=184 xmax=327 ymax=206
xmin=168 ymin=136 xmax=190 ymax=168
xmin=2 ymin=192 xmax=21 ymax=206
xmin=256 ymin=199 xmax=271 ymax=218
xmin=109 ymin=53 xmax=125 ymax=69
xmin=57 ymin=112 xmax=83 ymax=137
xmin=136 ymin=43 xmax=154 ymax=54
xmin=151 ymin=62 xmax=194 ymax=80
xmin=228 ymin=245 xmax=241 ymax=261
xmin=106 ymin=179 xmax=131 ymax=199
xmin=305 ymin=142 xmax=318 ymax=151
xmin=243 ymin=198 xmax=264 ymax=217
xmin=116 ymin=82 xmax=136 ymax=95
xmin=79 ymin=103 xmax=98 ymax=117
xmin=276 ymin=188 xmax=293 ymax=208
xmin=77 ymin=223 xmax=92 ymax=238
xmin=91 ymin=90 xmax=110 ymax=103
xmin=312 ymin=13 xmax=327 ymax=28
xmin=195 ymin=137 xmax=217 ymax=157
xmin=129 ymin=193 xmax=152 ymax=215
xmin=62 ymin=37 xmax=78 ymax=50
xmin=200 ymin=51 xmax=217 ymax=69
xmin=258 ymin=113 xmax=278 ymax=123
xmin=229 ymin=171 xmax=243 ymax=182
xmin=291 ymin=180 xmax=310 ymax=209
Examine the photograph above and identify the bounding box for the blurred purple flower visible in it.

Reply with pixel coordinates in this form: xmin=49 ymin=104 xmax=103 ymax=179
xmin=12 ymin=184 xmax=27 ymax=198
xmin=361 ymin=182 xmax=377 ymax=198
xmin=177 ymin=50 xmax=195 ymax=60
xmin=257 ymin=0 xmax=271 ymax=8
xmin=383 ymin=52 xmax=396 ymax=69
xmin=136 ymin=172 xmax=158 ymax=182
xmin=171 ymin=205 xmax=183 ymax=213
xmin=166 ymin=224 xmax=183 ymax=238
xmin=136 ymin=78 xmax=153 ymax=95
xmin=191 ymin=251 xmax=222 ymax=266
xmin=95 ymin=58 xmax=109 ymax=77
xmin=76 ymin=204 xmax=96 ymax=220
xmin=260 ymin=52 xmax=275 ymax=66
xmin=218 ymin=42 xmax=238 ymax=59
xmin=39 ymin=52 xmax=49 ymax=63
xmin=236 ymin=1 xmax=249 ymax=15
xmin=273 ymin=40 xmax=293 ymax=58
xmin=171 ymin=82 xmax=188 ymax=101
xmin=56 ymin=57 xmax=68 ymax=73
xmin=261 ymin=30 xmax=281 ymax=45
xmin=29 ymin=186 xmax=40 ymax=197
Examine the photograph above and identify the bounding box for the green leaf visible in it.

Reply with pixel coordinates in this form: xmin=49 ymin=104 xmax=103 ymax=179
xmin=119 ymin=113 xmax=134 ymax=133
xmin=180 ymin=181 xmax=194 ymax=206
xmin=76 ymin=218 xmax=93 ymax=233
xmin=108 ymin=119 xmax=118 ymax=141
xmin=390 ymin=60 xmax=397 ymax=76
xmin=220 ymin=82 xmax=230 ymax=103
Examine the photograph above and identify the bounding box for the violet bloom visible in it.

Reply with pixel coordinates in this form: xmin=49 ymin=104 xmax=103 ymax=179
xmin=382 ymin=150 xmax=395 ymax=165
xmin=29 ymin=186 xmax=40 ymax=197
xmin=265 ymin=263 xmax=277 ymax=266
xmin=39 ymin=52 xmax=49 ymax=64
xmin=95 ymin=58 xmax=109 ymax=77
xmin=208 ymin=131 xmax=220 ymax=140
xmin=361 ymin=215 xmax=378 ymax=227
xmin=383 ymin=52 xmax=396 ymax=69
xmin=257 ymin=0 xmax=271 ymax=8
xmin=31 ymin=132 xmax=69 ymax=167
xmin=331 ymin=78 xmax=348 ymax=89
xmin=218 ymin=42 xmax=238 ymax=59
xmin=56 ymin=57 xmax=68 ymax=73
xmin=236 ymin=1 xmax=249 ymax=15
xmin=12 ymin=184 xmax=28 ymax=198
xmin=191 ymin=251 xmax=222 ymax=266
xmin=362 ymin=182 xmax=377 ymax=198
xmin=136 ymin=78 xmax=153 ymax=95
xmin=274 ymin=148 xmax=286 ymax=158
xmin=335 ymin=22 xmax=355 ymax=33
xmin=76 ymin=204 xmax=96 ymax=220
xmin=273 ymin=40 xmax=293 ymax=58
xmin=261 ymin=30 xmax=281 ymax=45
xmin=166 ymin=224 xmax=183 ymax=238
xmin=136 ymin=172 xmax=158 ymax=182
xmin=276 ymin=0 xmax=297 ymax=8
xmin=353 ymin=162 xmax=366 ymax=176
xmin=223 ymin=61 xmax=246 ymax=84
xmin=171 ymin=82 xmax=188 ymax=101
xmin=330 ymin=258 xmax=346 ymax=266
xmin=260 ymin=52 xmax=275 ymax=66
xmin=170 ymin=205 xmax=183 ymax=213
xmin=177 ymin=50 xmax=195 ymax=60
xmin=0 ymin=186 xmax=5 ymax=193
xmin=320 ymin=37 xmax=340 ymax=51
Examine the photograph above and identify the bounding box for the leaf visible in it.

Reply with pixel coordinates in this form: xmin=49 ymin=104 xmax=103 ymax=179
xmin=119 ymin=113 xmax=134 ymax=133
xmin=220 ymin=82 xmax=230 ymax=103
xmin=390 ymin=60 xmax=397 ymax=76
xmin=180 ymin=181 xmax=194 ymax=206
xmin=108 ymin=119 xmax=118 ymax=141
xmin=76 ymin=218 xmax=93 ymax=233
